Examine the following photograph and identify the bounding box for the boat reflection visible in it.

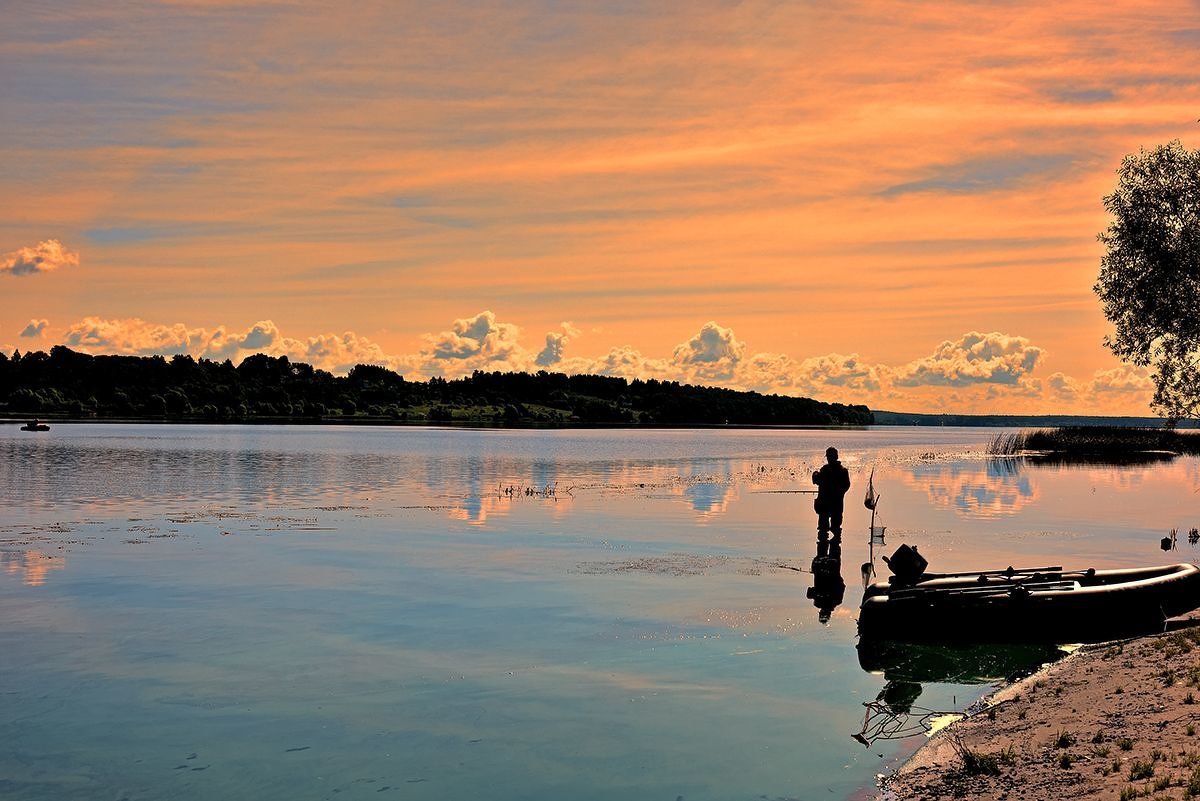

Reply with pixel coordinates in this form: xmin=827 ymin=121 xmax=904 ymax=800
xmin=857 ymin=638 xmax=1065 ymax=686
xmin=853 ymin=638 xmax=1066 ymax=746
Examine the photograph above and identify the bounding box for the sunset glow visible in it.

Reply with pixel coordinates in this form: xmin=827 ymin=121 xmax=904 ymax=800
xmin=4 ymin=1 xmax=1199 ymax=414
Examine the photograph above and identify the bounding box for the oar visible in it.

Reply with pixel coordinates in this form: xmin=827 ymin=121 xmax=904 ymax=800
xmin=886 ymin=580 xmax=1078 ymax=600
xmin=910 ymin=565 xmax=1065 ymax=582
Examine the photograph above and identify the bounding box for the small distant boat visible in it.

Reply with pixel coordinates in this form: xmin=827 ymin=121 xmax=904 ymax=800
xmin=859 ymin=560 xmax=1200 ymax=642
xmin=19 ymin=420 xmax=50 ymax=432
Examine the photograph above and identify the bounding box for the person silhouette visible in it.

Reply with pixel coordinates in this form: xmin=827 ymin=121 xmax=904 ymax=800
xmin=812 ymin=447 xmax=851 ymax=537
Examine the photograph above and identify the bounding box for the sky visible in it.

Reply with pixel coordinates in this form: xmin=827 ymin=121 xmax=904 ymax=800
xmin=3 ymin=1 xmax=1199 ymax=415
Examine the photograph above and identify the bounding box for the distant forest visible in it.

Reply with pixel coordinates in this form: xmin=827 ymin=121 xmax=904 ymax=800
xmin=0 ymin=346 xmax=873 ymax=427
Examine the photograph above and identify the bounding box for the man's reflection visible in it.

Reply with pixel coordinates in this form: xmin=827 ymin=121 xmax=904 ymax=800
xmin=806 ymin=532 xmax=845 ymax=623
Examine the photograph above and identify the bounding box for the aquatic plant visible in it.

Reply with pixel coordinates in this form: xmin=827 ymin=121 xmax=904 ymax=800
xmin=986 ymin=431 xmax=1023 ymax=455
xmin=986 ymin=426 xmax=1200 ymax=458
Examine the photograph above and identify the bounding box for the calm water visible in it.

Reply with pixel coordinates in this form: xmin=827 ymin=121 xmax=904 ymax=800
xmin=3 ymin=424 xmax=1199 ymax=800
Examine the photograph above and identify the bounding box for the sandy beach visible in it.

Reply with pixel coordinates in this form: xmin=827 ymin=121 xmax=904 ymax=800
xmin=876 ymin=623 xmax=1200 ymax=800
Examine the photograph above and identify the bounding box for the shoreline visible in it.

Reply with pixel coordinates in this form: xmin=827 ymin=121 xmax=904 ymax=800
xmin=873 ymin=622 xmax=1200 ymax=800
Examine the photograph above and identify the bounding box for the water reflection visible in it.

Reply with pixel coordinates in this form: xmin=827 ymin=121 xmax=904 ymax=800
xmin=857 ymin=639 xmax=1066 ymax=685
xmin=994 ymin=451 xmax=1177 ymax=471
xmin=684 ymin=481 xmax=732 ymax=516
xmin=853 ymin=639 xmax=1066 ymax=745
xmin=807 ymin=532 xmax=845 ymax=623
xmin=6 ymin=425 xmax=1200 ymax=801
xmin=905 ymin=460 xmax=1037 ymax=519
xmin=1 ymin=549 xmax=64 ymax=587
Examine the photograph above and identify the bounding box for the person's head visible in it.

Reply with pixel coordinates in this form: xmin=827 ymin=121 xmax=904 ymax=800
xmin=825 ymin=446 xmax=839 ymax=463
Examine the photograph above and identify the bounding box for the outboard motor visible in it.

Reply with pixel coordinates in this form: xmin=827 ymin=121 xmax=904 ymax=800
xmin=882 ymin=543 xmax=928 ymax=584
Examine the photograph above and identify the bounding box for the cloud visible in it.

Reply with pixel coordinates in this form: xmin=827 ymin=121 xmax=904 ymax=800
xmin=739 ymin=352 xmax=802 ymax=393
xmin=671 ymin=321 xmax=744 ymax=382
xmin=60 ymin=316 xmax=394 ymax=374
xmin=1043 ymin=366 xmax=1153 ymax=409
xmin=42 ymin=312 xmax=1156 ymax=415
xmin=795 ymin=353 xmax=884 ymax=393
xmin=561 ymin=345 xmax=669 ymax=379
xmin=1047 ymin=372 xmax=1081 ymax=402
xmin=64 ymin=317 xmax=209 ymax=357
xmin=891 ymin=332 xmax=1042 ymax=388
xmin=425 ymin=310 xmax=525 ymax=363
xmin=202 ymin=320 xmax=284 ymax=361
xmin=292 ymin=331 xmax=394 ymax=375
xmin=407 ymin=312 xmax=590 ymax=378
xmin=879 ymin=154 xmax=1080 ymax=197
xmin=1088 ymin=365 xmax=1154 ymax=396
xmin=19 ymin=319 xmax=48 ymax=338
xmin=2 ymin=240 xmax=79 ymax=276
xmin=535 ymin=322 xmax=581 ymax=367
xmin=737 ymin=351 xmax=884 ymax=400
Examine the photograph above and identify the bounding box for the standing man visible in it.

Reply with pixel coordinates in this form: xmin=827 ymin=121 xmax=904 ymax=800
xmin=812 ymin=447 xmax=851 ymax=537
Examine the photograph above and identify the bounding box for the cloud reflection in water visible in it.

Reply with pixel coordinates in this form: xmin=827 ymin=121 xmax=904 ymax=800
xmin=904 ymin=460 xmax=1038 ymax=519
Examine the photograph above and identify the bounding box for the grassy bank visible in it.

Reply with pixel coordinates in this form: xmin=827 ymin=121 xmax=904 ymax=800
xmin=988 ymin=426 xmax=1200 ymax=457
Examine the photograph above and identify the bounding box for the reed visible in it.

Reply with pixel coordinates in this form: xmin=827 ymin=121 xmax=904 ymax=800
xmin=986 ymin=426 xmax=1200 ymax=457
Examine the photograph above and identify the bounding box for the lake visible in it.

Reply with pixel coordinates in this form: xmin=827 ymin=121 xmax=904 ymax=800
xmin=2 ymin=423 xmax=1198 ymax=800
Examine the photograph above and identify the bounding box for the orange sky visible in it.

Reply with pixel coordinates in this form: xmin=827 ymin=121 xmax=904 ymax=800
xmin=3 ymin=1 xmax=1199 ymax=414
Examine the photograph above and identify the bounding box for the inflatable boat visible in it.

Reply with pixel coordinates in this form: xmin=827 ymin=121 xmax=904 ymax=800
xmin=858 ymin=560 xmax=1200 ymax=642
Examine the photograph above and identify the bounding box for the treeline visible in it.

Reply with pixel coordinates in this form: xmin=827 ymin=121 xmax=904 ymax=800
xmin=0 ymin=346 xmax=873 ymax=426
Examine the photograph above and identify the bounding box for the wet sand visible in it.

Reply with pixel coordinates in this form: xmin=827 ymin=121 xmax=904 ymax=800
xmin=876 ymin=624 xmax=1200 ymax=800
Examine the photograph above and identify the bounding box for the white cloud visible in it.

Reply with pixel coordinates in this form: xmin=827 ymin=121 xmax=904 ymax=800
xmin=426 ymin=310 xmax=523 ymax=361
xmin=795 ymin=353 xmax=884 ymax=393
xmin=739 ymin=352 xmax=802 ymax=393
xmin=292 ymin=331 xmax=394 ymax=374
xmin=560 ymin=345 xmax=670 ymax=379
xmin=408 ymin=313 xmax=591 ymax=378
xmin=61 ymin=316 xmax=395 ymax=374
xmin=415 ymin=310 xmax=531 ymax=375
xmin=64 ymin=317 xmax=209 ymax=356
xmin=671 ymin=321 xmax=744 ymax=382
xmin=41 ymin=312 xmax=1159 ymax=414
xmin=1088 ymin=365 xmax=1154 ymax=395
xmin=19 ymin=319 xmax=49 ymax=338
xmin=1047 ymin=371 xmax=1081 ymax=401
xmin=535 ymin=322 xmax=581 ymax=367
xmin=891 ymin=331 xmax=1043 ymax=387
xmin=2 ymin=240 xmax=79 ymax=276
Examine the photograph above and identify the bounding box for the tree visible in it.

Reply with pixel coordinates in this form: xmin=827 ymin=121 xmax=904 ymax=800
xmin=1094 ymin=139 xmax=1200 ymax=422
